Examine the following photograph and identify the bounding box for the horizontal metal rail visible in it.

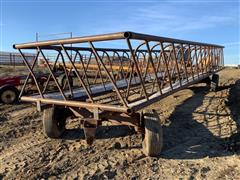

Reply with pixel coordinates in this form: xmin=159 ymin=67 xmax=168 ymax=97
xmin=20 ymin=96 xmax=131 ymax=113
xmin=14 ymin=31 xmax=224 ymax=113
xmin=13 ymin=31 xmax=224 ymax=49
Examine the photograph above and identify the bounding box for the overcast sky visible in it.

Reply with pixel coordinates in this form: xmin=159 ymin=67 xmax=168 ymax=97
xmin=0 ymin=0 xmax=239 ymax=64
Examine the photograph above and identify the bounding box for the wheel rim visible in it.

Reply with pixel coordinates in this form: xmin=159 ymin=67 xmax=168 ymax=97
xmin=1 ymin=90 xmax=16 ymax=103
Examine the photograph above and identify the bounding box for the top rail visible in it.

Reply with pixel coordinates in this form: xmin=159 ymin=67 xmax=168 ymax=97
xmin=13 ymin=31 xmax=224 ymax=49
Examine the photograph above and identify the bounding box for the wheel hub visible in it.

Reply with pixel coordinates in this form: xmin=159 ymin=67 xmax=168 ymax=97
xmin=1 ymin=90 xmax=16 ymax=104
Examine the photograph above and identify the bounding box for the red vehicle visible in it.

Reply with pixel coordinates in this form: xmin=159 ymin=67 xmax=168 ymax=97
xmin=0 ymin=76 xmax=21 ymax=104
xmin=0 ymin=73 xmax=68 ymax=104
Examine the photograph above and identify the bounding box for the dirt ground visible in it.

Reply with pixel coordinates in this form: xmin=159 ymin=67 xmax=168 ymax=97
xmin=0 ymin=67 xmax=240 ymax=179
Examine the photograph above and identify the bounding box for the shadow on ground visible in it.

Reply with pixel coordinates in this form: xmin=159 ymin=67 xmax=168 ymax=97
xmin=60 ymin=81 xmax=240 ymax=160
xmin=159 ymin=83 xmax=240 ymax=159
xmin=62 ymin=125 xmax=135 ymax=140
xmin=0 ymin=116 xmax=8 ymax=124
xmin=225 ymin=79 xmax=240 ymax=152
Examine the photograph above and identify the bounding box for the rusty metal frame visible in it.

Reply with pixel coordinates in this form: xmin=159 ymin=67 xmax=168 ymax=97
xmin=14 ymin=31 xmax=224 ymax=116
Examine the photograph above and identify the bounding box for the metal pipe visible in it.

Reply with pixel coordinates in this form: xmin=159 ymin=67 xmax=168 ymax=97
xmin=127 ymin=32 xmax=224 ymax=48
xmin=20 ymin=96 xmax=132 ymax=113
xmin=13 ymin=31 xmax=224 ymax=49
xmin=23 ymin=45 xmax=160 ymax=53
xmin=13 ymin=32 xmax=129 ymax=49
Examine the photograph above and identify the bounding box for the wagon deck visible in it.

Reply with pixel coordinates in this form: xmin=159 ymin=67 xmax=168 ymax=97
xmin=24 ymin=71 xmax=213 ymax=109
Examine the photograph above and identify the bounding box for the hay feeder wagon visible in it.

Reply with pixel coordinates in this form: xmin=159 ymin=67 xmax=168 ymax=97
xmin=13 ymin=32 xmax=224 ymax=156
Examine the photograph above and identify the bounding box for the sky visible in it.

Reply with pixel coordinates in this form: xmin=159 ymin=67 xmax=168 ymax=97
xmin=0 ymin=0 xmax=239 ymax=65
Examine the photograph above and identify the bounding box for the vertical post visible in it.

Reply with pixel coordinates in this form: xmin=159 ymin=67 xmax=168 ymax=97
xmin=14 ymin=53 xmax=16 ymax=67
xmin=10 ymin=53 xmax=12 ymax=66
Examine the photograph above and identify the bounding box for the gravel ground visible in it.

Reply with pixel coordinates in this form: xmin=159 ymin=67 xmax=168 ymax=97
xmin=0 ymin=67 xmax=240 ymax=179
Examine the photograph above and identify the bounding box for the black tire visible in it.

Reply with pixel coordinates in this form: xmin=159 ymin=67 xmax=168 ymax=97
xmin=142 ymin=109 xmax=163 ymax=157
xmin=200 ymin=77 xmax=211 ymax=86
xmin=210 ymin=74 xmax=219 ymax=92
xmin=58 ymin=74 xmax=73 ymax=88
xmin=43 ymin=106 xmax=68 ymax=138
xmin=0 ymin=86 xmax=19 ymax=104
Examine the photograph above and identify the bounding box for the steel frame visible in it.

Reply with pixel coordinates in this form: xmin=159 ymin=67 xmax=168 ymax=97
xmin=14 ymin=31 xmax=224 ymax=141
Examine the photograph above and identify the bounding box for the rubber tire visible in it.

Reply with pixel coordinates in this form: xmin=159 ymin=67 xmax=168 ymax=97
xmin=58 ymin=74 xmax=73 ymax=88
xmin=43 ymin=106 xmax=67 ymax=138
xmin=200 ymin=77 xmax=211 ymax=86
xmin=210 ymin=74 xmax=219 ymax=92
xmin=142 ymin=109 xmax=163 ymax=157
xmin=0 ymin=86 xmax=19 ymax=104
